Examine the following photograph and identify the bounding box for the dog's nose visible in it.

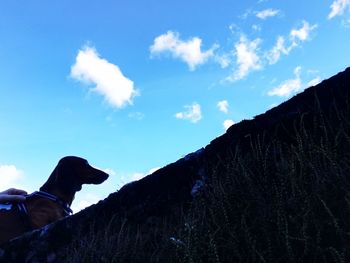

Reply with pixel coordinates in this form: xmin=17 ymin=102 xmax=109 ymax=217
xmin=101 ymin=171 xmax=109 ymax=181
xmin=92 ymin=170 xmax=109 ymax=184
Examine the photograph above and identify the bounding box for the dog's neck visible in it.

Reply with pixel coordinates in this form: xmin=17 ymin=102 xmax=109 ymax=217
xmin=39 ymin=185 xmax=75 ymax=206
xmin=39 ymin=168 xmax=80 ymax=206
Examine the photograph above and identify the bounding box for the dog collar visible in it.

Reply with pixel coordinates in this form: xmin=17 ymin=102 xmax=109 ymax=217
xmin=27 ymin=191 xmax=73 ymax=216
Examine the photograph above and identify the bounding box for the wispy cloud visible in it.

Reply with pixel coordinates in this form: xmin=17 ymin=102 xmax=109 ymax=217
xmin=217 ymin=100 xmax=229 ymax=113
xmin=256 ymin=9 xmax=280 ymax=20
xmin=290 ymin=21 xmax=318 ymax=44
xmin=70 ymin=46 xmax=137 ymax=109
xmin=175 ymin=102 xmax=202 ymax=123
xmin=268 ymin=66 xmax=302 ymax=97
xmin=153 ymin=21 xmax=317 ymax=82
xmin=130 ymin=172 xmax=145 ymax=181
xmin=307 ymin=76 xmax=321 ymax=87
xmin=223 ymin=119 xmax=235 ymax=131
xmin=0 ymin=165 xmax=24 ymax=190
xmin=266 ymin=21 xmax=317 ymax=65
xmin=342 ymin=18 xmax=350 ymax=26
xmin=252 ymin=24 xmax=262 ymax=32
xmin=266 ymin=36 xmax=291 ymax=64
xmin=130 ymin=167 xmax=161 ymax=182
xmin=150 ymin=31 xmax=218 ymax=71
xmin=239 ymin=9 xmax=254 ymax=20
xmin=228 ymin=35 xmax=262 ymax=81
xmin=128 ymin=112 xmax=145 ymax=120
xmin=268 ymin=67 xmax=321 ymax=97
xmin=215 ymin=54 xmax=231 ymax=68
xmin=328 ymin=0 xmax=350 ymax=19
xmin=72 ymin=193 xmax=102 ymax=212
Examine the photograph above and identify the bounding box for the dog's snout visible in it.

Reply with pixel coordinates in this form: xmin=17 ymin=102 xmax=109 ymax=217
xmin=100 ymin=171 xmax=109 ymax=181
xmin=89 ymin=167 xmax=109 ymax=184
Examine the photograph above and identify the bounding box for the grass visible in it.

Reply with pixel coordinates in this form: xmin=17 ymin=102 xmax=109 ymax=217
xmin=64 ymin=96 xmax=350 ymax=262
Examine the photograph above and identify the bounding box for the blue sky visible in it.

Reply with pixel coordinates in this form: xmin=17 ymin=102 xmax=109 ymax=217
xmin=1 ymin=0 xmax=350 ymax=211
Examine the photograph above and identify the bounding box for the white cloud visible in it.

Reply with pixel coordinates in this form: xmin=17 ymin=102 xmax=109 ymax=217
xmin=70 ymin=46 xmax=137 ymax=108
xmin=266 ymin=36 xmax=291 ymax=64
xmin=252 ymin=24 xmax=262 ymax=32
xmin=290 ymin=21 xmax=318 ymax=43
xmin=266 ymin=21 xmax=317 ymax=65
xmin=215 ymin=54 xmax=231 ymax=68
xmin=229 ymin=23 xmax=240 ymax=34
xmin=150 ymin=31 xmax=217 ymax=71
xmin=341 ymin=18 xmax=350 ymax=26
xmin=217 ymin=100 xmax=229 ymax=113
xmin=0 ymin=165 xmax=24 ymax=190
xmin=307 ymin=77 xmax=321 ymax=87
xmin=328 ymin=0 xmax=350 ymax=19
xmin=130 ymin=172 xmax=145 ymax=181
xmin=148 ymin=167 xmax=161 ymax=174
xmin=71 ymin=193 xmax=101 ymax=212
xmin=268 ymin=103 xmax=278 ymax=109
xmin=228 ymin=35 xmax=262 ymax=81
xmin=223 ymin=119 xmax=235 ymax=131
xmin=256 ymin=9 xmax=280 ymax=19
xmin=130 ymin=167 xmax=161 ymax=182
xmin=224 ymin=20 xmax=317 ymax=81
xmin=268 ymin=67 xmax=322 ymax=97
xmin=240 ymin=9 xmax=254 ymax=20
xmin=268 ymin=66 xmax=303 ymax=97
xmin=175 ymin=102 xmax=202 ymax=123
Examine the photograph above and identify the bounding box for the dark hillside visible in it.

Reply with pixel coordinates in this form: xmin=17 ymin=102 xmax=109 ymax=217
xmin=1 ymin=68 xmax=350 ymax=262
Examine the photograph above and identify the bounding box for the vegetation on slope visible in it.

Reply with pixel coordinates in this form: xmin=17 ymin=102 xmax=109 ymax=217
xmin=66 ymin=94 xmax=350 ymax=263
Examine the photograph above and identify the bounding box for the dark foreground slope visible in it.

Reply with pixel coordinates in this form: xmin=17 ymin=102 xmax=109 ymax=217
xmin=1 ymin=68 xmax=350 ymax=262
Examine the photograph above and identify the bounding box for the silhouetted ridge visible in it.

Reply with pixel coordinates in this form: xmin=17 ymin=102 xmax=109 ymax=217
xmin=1 ymin=67 xmax=349 ymax=262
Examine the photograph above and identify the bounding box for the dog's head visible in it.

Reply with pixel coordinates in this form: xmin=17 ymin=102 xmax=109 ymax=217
xmin=40 ymin=156 xmax=109 ymax=195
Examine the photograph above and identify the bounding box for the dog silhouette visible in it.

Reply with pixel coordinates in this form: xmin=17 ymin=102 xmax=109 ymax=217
xmin=0 ymin=156 xmax=109 ymax=245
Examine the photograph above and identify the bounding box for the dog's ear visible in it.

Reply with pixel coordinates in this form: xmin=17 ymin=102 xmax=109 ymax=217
xmin=40 ymin=158 xmax=83 ymax=194
xmin=40 ymin=166 xmax=59 ymax=192
xmin=56 ymin=160 xmax=83 ymax=194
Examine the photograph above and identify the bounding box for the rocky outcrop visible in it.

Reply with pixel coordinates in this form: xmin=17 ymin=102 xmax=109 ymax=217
xmin=1 ymin=67 xmax=350 ymax=262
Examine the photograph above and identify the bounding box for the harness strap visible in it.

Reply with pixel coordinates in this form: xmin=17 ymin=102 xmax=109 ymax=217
xmin=0 ymin=203 xmax=32 ymax=231
xmin=27 ymin=191 xmax=73 ymax=216
xmin=16 ymin=202 xmax=33 ymax=231
xmin=0 ymin=191 xmax=73 ymax=233
xmin=0 ymin=203 xmax=12 ymax=211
